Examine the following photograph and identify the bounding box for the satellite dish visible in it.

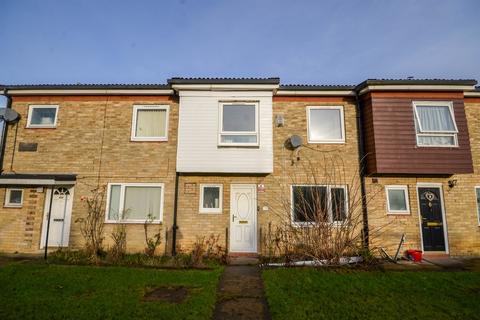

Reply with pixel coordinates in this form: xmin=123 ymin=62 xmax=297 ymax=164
xmin=287 ymin=135 xmax=303 ymax=149
xmin=0 ymin=108 xmax=20 ymax=123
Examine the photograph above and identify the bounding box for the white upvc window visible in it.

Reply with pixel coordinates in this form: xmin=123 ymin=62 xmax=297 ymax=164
xmin=291 ymin=185 xmax=348 ymax=225
xmin=385 ymin=185 xmax=410 ymax=214
xmin=105 ymin=183 xmax=164 ymax=223
xmin=27 ymin=105 xmax=59 ymax=128
xmin=475 ymin=187 xmax=480 ymax=226
xmin=307 ymin=106 xmax=345 ymax=143
xmin=4 ymin=188 xmax=24 ymax=207
xmin=199 ymin=184 xmax=223 ymax=214
xmin=131 ymin=105 xmax=169 ymax=141
xmin=219 ymin=102 xmax=259 ymax=146
xmin=413 ymin=101 xmax=458 ymax=147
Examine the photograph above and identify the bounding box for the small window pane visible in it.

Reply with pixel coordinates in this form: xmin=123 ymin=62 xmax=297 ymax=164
xmin=9 ymin=190 xmax=23 ymax=204
xmin=309 ymin=109 xmax=343 ymax=141
xmin=124 ymin=186 xmax=161 ymax=220
xmin=203 ymin=187 xmax=220 ymax=209
xmin=30 ymin=108 xmax=57 ymax=125
xmin=388 ymin=189 xmax=407 ymax=211
xmin=136 ymin=109 xmax=167 ymax=137
xmin=108 ymin=185 xmax=121 ymax=220
xmin=220 ymin=135 xmax=257 ymax=144
xmin=222 ymin=105 xmax=255 ymax=132
xmin=416 ymin=105 xmax=455 ymax=132
xmin=331 ymin=188 xmax=346 ymax=222
xmin=417 ymin=135 xmax=455 ymax=146
xmin=293 ymin=186 xmax=328 ymax=223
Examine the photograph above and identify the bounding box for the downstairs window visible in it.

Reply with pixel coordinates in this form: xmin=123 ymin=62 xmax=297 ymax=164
xmin=291 ymin=185 xmax=347 ymax=225
xmin=106 ymin=183 xmax=164 ymax=223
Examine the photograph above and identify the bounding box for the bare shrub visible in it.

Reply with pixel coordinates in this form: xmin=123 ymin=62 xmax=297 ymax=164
xmin=187 ymin=234 xmax=227 ymax=267
xmin=76 ymin=187 xmax=106 ymax=262
xmin=144 ymin=214 xmax=162 ymax=257
xmin=263 ymin=149 xmax=383 ymax=265
xmin=109 ymin=222 xmax=127 ymax=261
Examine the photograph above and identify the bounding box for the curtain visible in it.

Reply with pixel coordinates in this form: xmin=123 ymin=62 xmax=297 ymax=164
xmin=416 ymin=106 xmax=455 ymax=132
xmin=417 ymin=135 xmax=455 ymax=146
xmin=124 ymin=186 xmax=162 ymax=220
xmin=136 ymin=109 xmax=166 ymax=137
xmin=108 ymin=185 xmax=121 ymax=220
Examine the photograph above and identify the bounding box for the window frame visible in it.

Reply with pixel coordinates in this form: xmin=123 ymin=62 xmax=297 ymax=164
xmin=385 ymin=185 xmax=410 ymax=215
xmin=306 ymin=106 xmax=346 ymax=144
xmin=105 ymin=183 xmax=164 ymax=224
xmin=290 ymin=184 xmax=348 ymax=226
xmin=26 ymin=105 xmax=59 ymax=128
xmin=412 ymin=101 xmax=458 ymax=148
xmin=4 ymin=188 xmax=24 ymax=208
xmin=131 ymin=105 xmax=169 ymax=142
xmin=475 ymin=186 xmax=480 ymax=226
xmin=199 ymin=184 xmax=223 ymax=214
xmin=218 ymin=101 xmax=259 ymax=147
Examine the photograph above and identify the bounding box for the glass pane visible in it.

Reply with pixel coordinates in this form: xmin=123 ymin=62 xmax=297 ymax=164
xmin=292 ymin=186 xmax=327 ymax=223
xmin=222 ymin=105 xmax=256 ymax=132
xmin=136 ymin=109 xmax=167 ymax=137
xmin=331 ymin=188 xmax=346 ymax=222
xmin=124 ymin=186 xmax=162 ymax=220
xmin=416 ymin=105 xmax=455 ymax=132
xmin=388 ymin=189 xmax=407 ymax=211
xmin=108 ymin=185 xmax=121 ymax=220
xmin=9 ymin=190 xmax=22 ymax=204
xmin=309 ymin=109 xmax=343 ymax=141
xmin=203 ymin=187 xmax=220 ymax=209
xmin=417 ymin=135 xmax=455 ymax=146
xmin=220 ymin=135 xmax=257 ymax=144
xmin=30 ymin=107 xmax=57 ymax=125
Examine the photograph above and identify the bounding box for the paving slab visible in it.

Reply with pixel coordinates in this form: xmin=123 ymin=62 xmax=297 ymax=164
xmin=213 ymin=266 xmax=271 ymax=320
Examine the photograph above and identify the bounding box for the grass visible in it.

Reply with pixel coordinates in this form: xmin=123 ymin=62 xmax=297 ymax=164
xmin=0 ymin=261 xmax=223 ymax=320
xmin=263 ymin=268 xmax=480 ymax=320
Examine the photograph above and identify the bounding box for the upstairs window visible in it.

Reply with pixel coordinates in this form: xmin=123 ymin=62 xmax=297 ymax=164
xmin=413 ymin=102 xmax=458 ymax=147
xmin=27 ymin=105 xmax=58 ymax=128
xmin=307 ymin=106 xmax=345 ymax=143
xmin=291 ymin=185 xmax=347 ymax=225
xmin=219 ymin=102 xmax=258 ymax=146
xmin=131 ymin=105 xmax=169 ymax=141
xmin=106 ymin=183 xmax=164 ymax=223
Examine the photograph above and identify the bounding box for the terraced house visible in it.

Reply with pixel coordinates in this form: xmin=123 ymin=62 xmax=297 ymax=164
xmin=0 ymin=78 xmax=479 ymax=257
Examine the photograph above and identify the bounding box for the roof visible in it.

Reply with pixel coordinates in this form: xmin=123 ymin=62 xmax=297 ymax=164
xmin=167 ymin=77 xmax=280 ymax=85
xmin=0 ymin=83 xmax=170 ymax=90
xmin=356 ymin=78 xmax=478 ymax=91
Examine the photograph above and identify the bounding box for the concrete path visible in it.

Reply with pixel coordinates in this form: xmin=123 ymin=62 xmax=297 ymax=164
xmin=213 ymin=265 xmax=271 ymax=320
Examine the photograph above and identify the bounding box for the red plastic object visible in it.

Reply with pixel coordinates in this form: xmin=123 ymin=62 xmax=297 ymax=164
xmin=406 ymin=249 xmax=423 ymax=262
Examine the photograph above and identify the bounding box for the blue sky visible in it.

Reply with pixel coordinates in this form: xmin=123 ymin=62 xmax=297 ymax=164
xmin=1 ymin=0 xmax=479 ymax=89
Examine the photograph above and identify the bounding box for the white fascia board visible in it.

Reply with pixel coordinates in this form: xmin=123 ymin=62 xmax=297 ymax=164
xmin=465 ymin=91 xmax=480 ymax=97
xmin=359 ymin=85 xmax=475 ymax=95
xmin=275 ymin=90 xmax=355 ymax=96
xmin=7 ymin=89 xmax=174 ymax=96
xmin=171 ymin=84 xmax=279 ymax=91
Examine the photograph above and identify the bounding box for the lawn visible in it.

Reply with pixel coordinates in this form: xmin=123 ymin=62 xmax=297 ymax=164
xmin=263 ymin=268 xmax=480 ymax=320
xmin=0 ymin=262 xmax=222 ymax=320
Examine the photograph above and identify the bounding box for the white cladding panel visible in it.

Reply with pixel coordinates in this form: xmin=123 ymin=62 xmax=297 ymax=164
xmin=177 ymin=91 xmax=273 ymax=173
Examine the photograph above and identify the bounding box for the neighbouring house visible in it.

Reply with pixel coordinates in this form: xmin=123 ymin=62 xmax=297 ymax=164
xmin=0 ymin=78 xmax=479 ymax=257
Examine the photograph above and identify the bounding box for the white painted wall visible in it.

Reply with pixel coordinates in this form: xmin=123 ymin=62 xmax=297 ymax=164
xmin=176 ymin=90 xmax=273 ymax=173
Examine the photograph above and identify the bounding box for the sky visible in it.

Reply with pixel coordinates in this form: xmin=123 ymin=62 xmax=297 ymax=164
xmin=0 ymin=0 xmax=479 ymax=105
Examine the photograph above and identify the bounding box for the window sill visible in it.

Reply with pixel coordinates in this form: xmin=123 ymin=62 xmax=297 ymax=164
xmin=26 ymin=126 xmax=57 ymax=129
xmin=199 ymin=211 xmax=222 ymax=214
xmin=130 ymin=137 xmax=168 ymax=142
xmin=4 ymin=204 xmax=22 ymax=208
xmin=386 ymin=212 xmax=411 ymax=216
xmin=307 ymin=140 xmax=346 ymax=144
xmin=105 ymin=220 xmax=162 ymax=224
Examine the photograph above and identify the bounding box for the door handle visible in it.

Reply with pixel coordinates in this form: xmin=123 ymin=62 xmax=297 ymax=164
xmin=232 ymin=215 xmax=235 ymax=222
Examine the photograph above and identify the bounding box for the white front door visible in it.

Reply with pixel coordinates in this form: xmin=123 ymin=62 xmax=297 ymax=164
xmin=41 ymin=186 xmax=74 ymax=248
xmin=230 ymin=184 xmax=257 ymax=253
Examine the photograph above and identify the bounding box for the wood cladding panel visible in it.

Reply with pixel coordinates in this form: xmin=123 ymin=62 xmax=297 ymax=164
xmin=362 ymin=92 xmax=473 ymax=175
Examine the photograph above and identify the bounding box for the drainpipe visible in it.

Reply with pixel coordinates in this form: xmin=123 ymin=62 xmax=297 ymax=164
xmin=0 ymin=90 xmax=12 ymax=173
xmin=171 ymin=172 xmax=180 ymax=256
xmin=354 ymin=91 xmax=370 ymax=249
xmin=43 ymin=186 xmax=55 ymax=260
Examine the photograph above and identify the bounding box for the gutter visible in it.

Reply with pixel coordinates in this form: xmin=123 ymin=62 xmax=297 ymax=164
xmin=354 ymin=91 xmax=370 ymax=249
xmin=0 ymin=89 xmax=12 ymax=173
